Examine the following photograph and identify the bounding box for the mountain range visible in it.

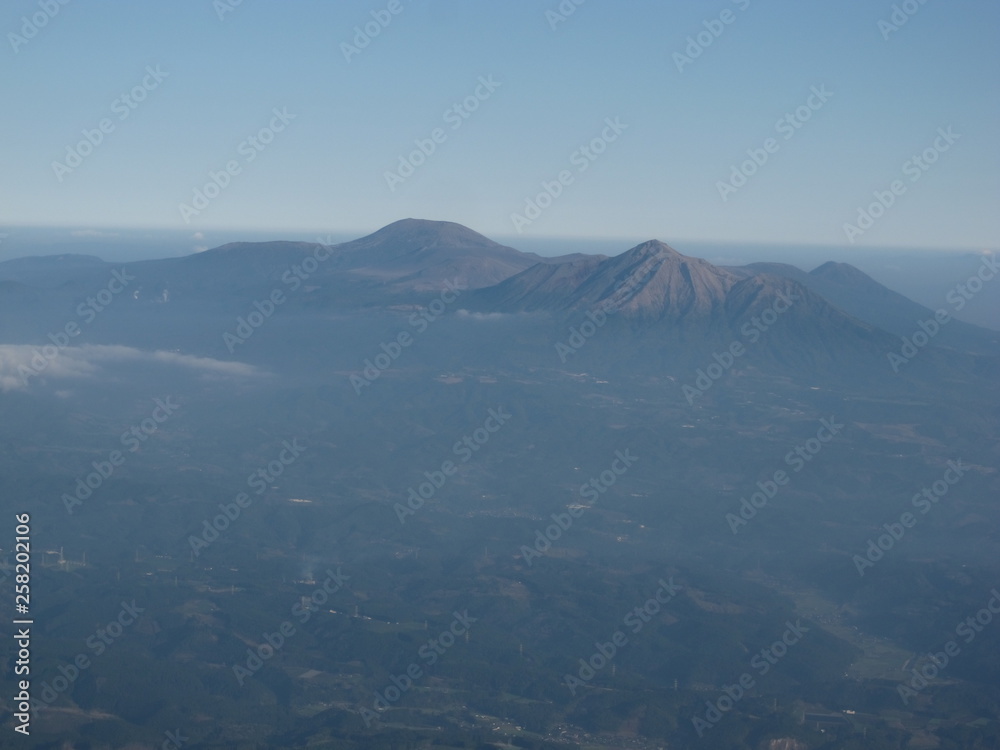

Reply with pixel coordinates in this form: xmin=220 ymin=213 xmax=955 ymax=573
xmin=4 ymin=219 xmax=999 ymax=749
xmin=2 ymin=219 xmax=996 ymax=381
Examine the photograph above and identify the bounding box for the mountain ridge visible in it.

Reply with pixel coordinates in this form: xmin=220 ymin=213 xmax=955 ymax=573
xmin=1 ymin=219 xmax=996 ymax=360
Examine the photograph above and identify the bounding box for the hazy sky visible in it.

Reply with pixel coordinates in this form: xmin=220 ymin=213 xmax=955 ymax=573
xmin=3 ymin=0 xmax=998 ymax=249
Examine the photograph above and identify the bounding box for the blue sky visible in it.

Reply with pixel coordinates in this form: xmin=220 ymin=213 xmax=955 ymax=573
xmin=2 ymin=0 xmax=998 ymax=250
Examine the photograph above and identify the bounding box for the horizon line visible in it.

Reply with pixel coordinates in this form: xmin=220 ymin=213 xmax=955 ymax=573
xmin=0 ymin=222 xmax=996 ymax=257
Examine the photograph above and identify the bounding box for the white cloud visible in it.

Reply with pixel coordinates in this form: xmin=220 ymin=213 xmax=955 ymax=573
xmin=0 ymin=346 xmax=96 ymax=391
xmin=0 ymin=344 xmax=260 ymax=392
xmin=455 ymin=310 xmax=530 ymax=322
